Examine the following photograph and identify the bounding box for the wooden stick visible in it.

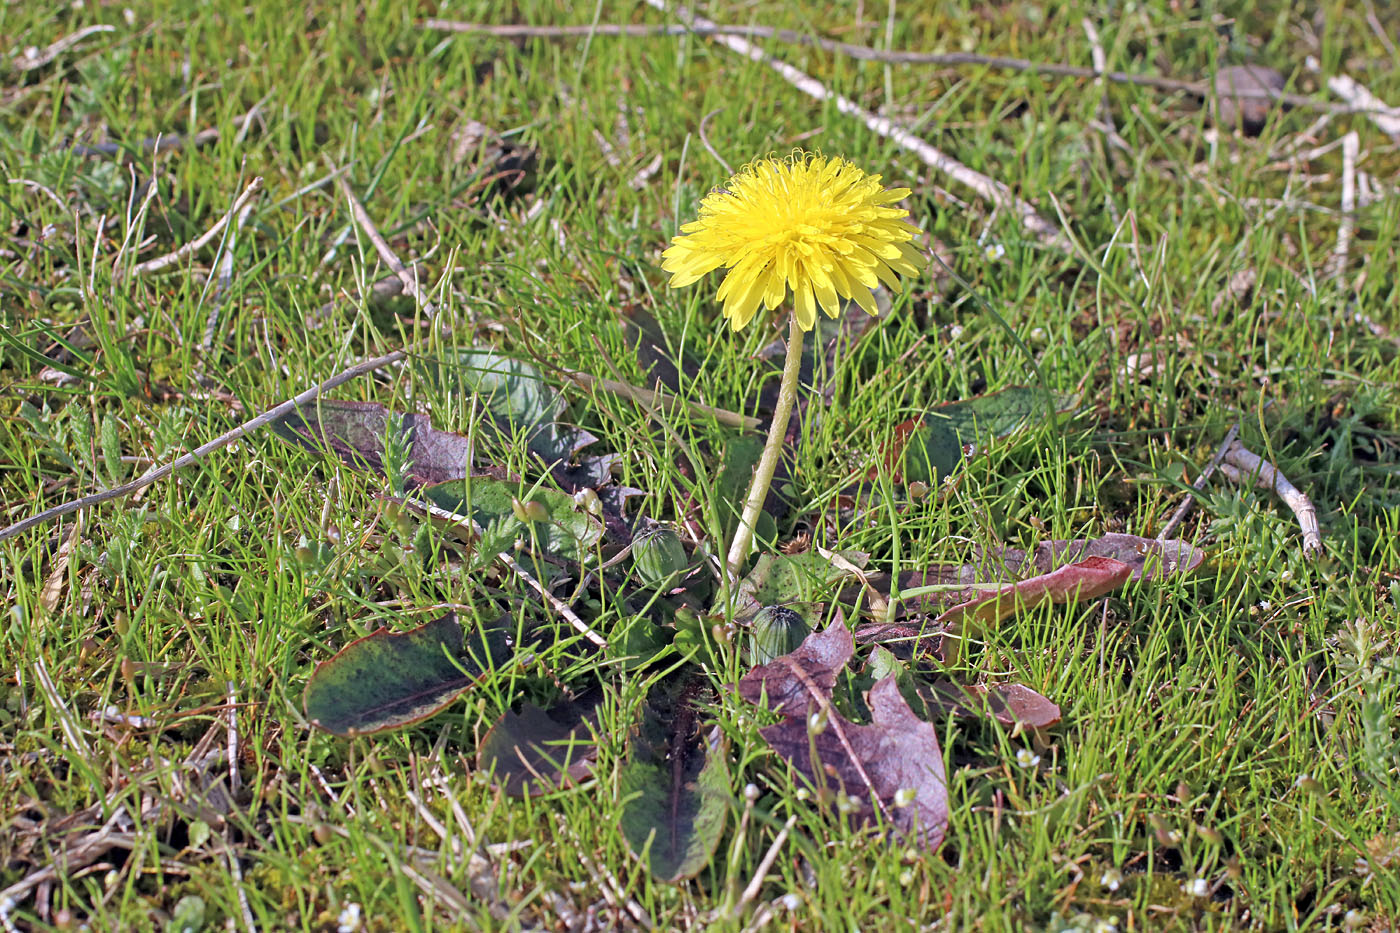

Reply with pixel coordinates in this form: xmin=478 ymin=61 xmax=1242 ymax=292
xmin=333 ymin=170 xmax=438 ymax=316
xmin=125 ymin=177 xmax=264 ymax=278
xmin=424 ymin=20 xmax=1373 ymax=116
xmin=0 ymin=347 xmax=420 ymax=543
xmin=1220 ymin=440 xmax=1323 ymax=557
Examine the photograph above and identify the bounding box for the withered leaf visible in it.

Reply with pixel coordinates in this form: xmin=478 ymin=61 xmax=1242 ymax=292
xmin=737 ymin=618 xmax=853 ymax=718
xmin=937 ymin=556 xmax=1135 ymax=628
xmin=759 ymin=676 xmax=949 ymax=850
xmin=922 ymin=680 xmax=1062 ymax=730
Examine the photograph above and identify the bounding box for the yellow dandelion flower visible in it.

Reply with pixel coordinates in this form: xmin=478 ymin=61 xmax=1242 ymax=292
xmin=661 ymin=153 xmax=925 ymax=332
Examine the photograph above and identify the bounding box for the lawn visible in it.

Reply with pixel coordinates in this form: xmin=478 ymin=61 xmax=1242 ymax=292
xmin=2 ymin=1 xmax=1399 ymax=930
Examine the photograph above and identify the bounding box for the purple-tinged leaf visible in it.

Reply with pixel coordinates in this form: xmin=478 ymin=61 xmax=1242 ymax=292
xmin=737 ymin=618 xmax=853 ymax=717
xmin=758 ymin=677 xmax=949 ymax=851
xmin=922 ymin=680 xmax=1062 ymax=729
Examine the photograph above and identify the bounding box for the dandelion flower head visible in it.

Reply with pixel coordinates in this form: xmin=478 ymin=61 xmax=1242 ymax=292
xmin=661 ymin=153 xmax=924 ymax=332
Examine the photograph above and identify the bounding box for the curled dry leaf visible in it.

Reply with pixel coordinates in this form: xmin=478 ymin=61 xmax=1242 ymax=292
xmin=937 ymin=555 xmax=1135 ymax=628
xmin=922 ymin=680 xmax=1062 ymax=730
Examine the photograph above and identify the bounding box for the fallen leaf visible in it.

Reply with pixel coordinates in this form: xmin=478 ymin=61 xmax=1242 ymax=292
xmin=271 ymin=400 xmax=484 ymax=488
xmin=619 ymin=673 xmax=729 ymax=882
xmin=1214 ymin=65 xmax=1286 ymax=135
xmin=758 ymin=676 xmax=949 ymax=850
xmin=737 ymin=618 xmax=853 ymax=717
xmin=303 ymin=612 xmax=511 ymax=737
xmin=938 ymin=556 xmax=1133 ymax=628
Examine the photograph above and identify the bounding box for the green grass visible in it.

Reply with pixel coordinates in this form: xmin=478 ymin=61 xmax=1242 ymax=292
xmin=3 ymin=0 xmax=1399 ymax=929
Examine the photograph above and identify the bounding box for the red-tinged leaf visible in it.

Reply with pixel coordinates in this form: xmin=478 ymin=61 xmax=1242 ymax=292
xmin=758 ymin=676 xmax=949 ymax=851
xmin=922 ymin=680 xmax=1062 ymax=729
xmin=477 ymin=700 xmax=598 ymax=797
xmin=937 ymin=556 xmax=1134 ymax=628
xmin=619 ymin=674 xmax=729 ymax=882
xmin=737 ymin=618 xmax=853 ymax=717
xmin=843 ymin=534 xmax=1203 ymax=624
xmin=303 ymin=612 xmax=511 ymax=737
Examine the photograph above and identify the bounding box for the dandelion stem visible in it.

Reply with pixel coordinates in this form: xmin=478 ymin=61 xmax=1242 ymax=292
xmin=726 ymin=316 xmax=805 ymax=577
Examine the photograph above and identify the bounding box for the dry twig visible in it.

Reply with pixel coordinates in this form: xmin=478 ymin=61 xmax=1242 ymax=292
xmin=125 ymin=177 xmax=264 ymax=278
xmin=333 ymin=169 xmax=438 ymax=316
xmin=1220 ymin=440 xmax=1323 ymax=557
xmin=401 ymin=497 xmax=608 ymax=648
xmin=12 ymin=25 xmax=115 ymax=71
xmin=0 ymin=346 xmax=423 ymax=543
xmin=425 ymin=19 xmax=1380 ymax=116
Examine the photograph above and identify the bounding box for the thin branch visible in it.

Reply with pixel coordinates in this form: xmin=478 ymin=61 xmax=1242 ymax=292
xmin=13 ymin=25 xmax=115 ymax=72
xmin=1220 ymin=440 xmax=1323 ymax=557
xmin=1309 ymin=57 xmax=1400 ymax=139
xmin=639 ymin=1 xmax=1072 ymax=252
xmin=1157 ymin=423 xmax=1239 ymax=541
xmin=333 ymin=169 xmax=438 ymax=316
xmin=125 ymin=176 xmax=264 ymax=278
xmin=1324 ymin=131 xmax=1360 ymax=279
xmin=0 ymin=346 xmax=419 ymax=543
xmin=0 ymin=160 xmax=453 ymax=543
xmin=730 ymin=815 xmax=798 ymax=919
xmin=423 ymin=19 xmax=1375 ymax=116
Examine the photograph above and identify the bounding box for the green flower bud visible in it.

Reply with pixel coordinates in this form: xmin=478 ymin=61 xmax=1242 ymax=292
xmin=748 ymin=605 xmax=812 ymax=664
xmin=631 ymin=526 xmax=688 ymax=587
xmin=511 ymin=497 xmax=550 ymax=523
